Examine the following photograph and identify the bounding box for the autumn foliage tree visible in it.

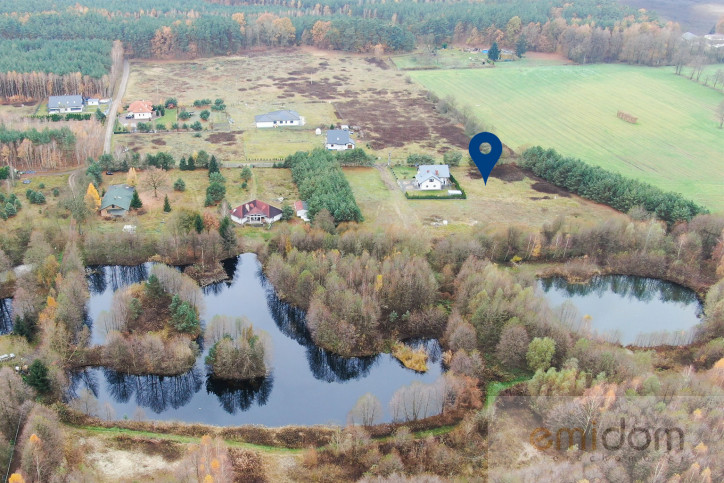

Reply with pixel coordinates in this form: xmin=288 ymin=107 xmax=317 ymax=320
xmin=84 ymin=182 xmax=101 ymax=211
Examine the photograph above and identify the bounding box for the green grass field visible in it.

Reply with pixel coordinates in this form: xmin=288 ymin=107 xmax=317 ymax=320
xmin=411 ymin=64 xmax=724 ymax=211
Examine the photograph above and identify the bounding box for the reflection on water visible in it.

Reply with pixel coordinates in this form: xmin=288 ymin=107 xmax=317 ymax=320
xmin=0 ymin=298 xmax=12 ymax=335
xmin=539 ymin=275 xmax=703 ymax=345
xmin=206 ymin=375 xmax=273 ymax=414
xmin=70 ymin=254 xmax=443 ymax=425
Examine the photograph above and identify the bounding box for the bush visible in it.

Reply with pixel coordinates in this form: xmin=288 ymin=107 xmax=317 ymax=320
xmin=191 ymin=121 xmax=203 ymax=131
xmin=206 ymin=182 xmax=226 ymax=205
xmin=281 ymin=203 xmax=294 ymax=221
xmin=199 ymin=110 xmax=210 ymax=121
xmin=52 ymin=187 xmax=60 ymax=197
xmin=173 ymin=178 xmax=186 ymax=191
xmin=527 ymin=337 xmax=556 ymax=372
xmin=178 ymin=111 xmax=192 ymax=120
xmin=406 ymin=153 xmax=435 ymax=166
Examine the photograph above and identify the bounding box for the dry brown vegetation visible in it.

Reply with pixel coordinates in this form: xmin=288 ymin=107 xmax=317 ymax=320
xmin=115 ymin=49 xmax=468 ymax=162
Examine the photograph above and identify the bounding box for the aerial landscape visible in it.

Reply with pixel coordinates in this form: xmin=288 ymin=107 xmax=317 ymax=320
xmin=0 ymin=0 xmax=722 ymax=481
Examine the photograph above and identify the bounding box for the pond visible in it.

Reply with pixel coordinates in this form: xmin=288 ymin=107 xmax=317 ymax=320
xmin=70 ymin=254 xmax=443 ymax=426
xmin=538 ymin=275 xmax=703 ymax=346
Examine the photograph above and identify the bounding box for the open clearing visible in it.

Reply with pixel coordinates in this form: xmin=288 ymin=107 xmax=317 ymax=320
xmin=114 ymin=49 xmax=469 ymax=163
xmin=410 ymin=63 xmax=724 ymax=211
xmin=345 ymin=164 xmax=622 ymax=233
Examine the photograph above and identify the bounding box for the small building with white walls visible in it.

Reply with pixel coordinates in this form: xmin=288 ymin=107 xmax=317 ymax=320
xmin=325 ymin=129 xmax=355 ymax=150
xmin=254 ymin=110 xmax=305 ymax=128
xmin=415 ymin=165 xmax=451 ymax=190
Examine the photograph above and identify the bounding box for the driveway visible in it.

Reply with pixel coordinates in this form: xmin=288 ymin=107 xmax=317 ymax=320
xmin=104 ymin=60 xmax=130 ymax=154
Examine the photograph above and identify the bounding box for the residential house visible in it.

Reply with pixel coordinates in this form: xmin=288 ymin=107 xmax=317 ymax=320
xmin=86 ymin=98 xmax=100 ymax=107
xmin=127 ymin=100 xmax=154 ymax=120
xmin=48 ymin=95 xmax=84 ymax=114
xmin=325 ymin=129 xmax=355 ymax=151
xmin=100 ymin=184 xmax=136 ymax=217
xmin=294 ymin=200 xmax=309 ymax=222
xmin=254 ymin=110 xmax=305 ymax=128
xmin=415 ymin=165 xmax=451 ymax=191
xmin=230 ymin=200 xmax=283 ymax=225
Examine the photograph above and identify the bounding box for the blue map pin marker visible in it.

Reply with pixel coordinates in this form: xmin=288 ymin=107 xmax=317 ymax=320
xmin=468 ymin=132 xmax=502 ymax=185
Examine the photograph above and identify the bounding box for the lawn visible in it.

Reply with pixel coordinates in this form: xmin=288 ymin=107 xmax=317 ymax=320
xmin=410 ymin=63 xmax=724 ymax=211
xmin=89 ymin=167 xmax=298 ymax=239
xmin=344 ymin=165 xmax=621 ymax=233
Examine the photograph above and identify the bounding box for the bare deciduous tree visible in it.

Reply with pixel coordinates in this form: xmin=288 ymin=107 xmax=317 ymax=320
xmin=142 ymin=166 xmax=168 ymax=198
xmin=347 ymin=393 xmax=383 ymax=426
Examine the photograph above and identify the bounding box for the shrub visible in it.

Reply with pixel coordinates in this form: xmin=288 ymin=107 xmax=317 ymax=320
xmin=406 ymin=153 xmax=435 ymax=166
xmin=199 ymin=110 xmax=210 ymax=121
xmin=173 ymin=178 xmax=186 ymax=191
xmin=527 ymin=337 xmax=556 ymax=372
xmin=178 ymin=111 xmax=192 ymax=120
xmin=191 ymin=121 xmax=203 ymax=131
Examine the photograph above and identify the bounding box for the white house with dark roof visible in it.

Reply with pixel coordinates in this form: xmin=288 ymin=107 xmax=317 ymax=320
xmin=415 ymin=165 xmax=450 ymax=191
xmin=325 ymin=129 xmax=355 ymax=151
xmin=48 ymin=95 xmax=84 ymax=114
xmin=255 ymin=110 xmax=305 ymax=128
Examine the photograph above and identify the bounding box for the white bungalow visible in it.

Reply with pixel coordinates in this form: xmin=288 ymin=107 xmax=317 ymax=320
xmin=325 ymin=129 xmax=355 ymax=151
xmin=254 ymin=110 xmax=305 ymax=128
xmin=415 ymin=165 xmax=451 ymax=191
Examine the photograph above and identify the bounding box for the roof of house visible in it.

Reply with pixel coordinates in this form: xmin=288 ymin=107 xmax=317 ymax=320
xmin=293 ymin=200 xmax=308 ymax=211
xmin=87 ymin=98 xmax=100 ymax=103
xmin=231 ymin=200 xmax=282 ymax=219
xmin=681 ymin=32 xmax=698 ymax=41
xmin=326 ymin=129 xmax=353 ymax=145
xmin=128 ymin=100 xmax=153 ymax=114
xmin=254 ymin=109 xmax=301 ymax=123
xmin=415 ymin=164 xmax=450 ymax=184
xmin=48 ymin=95 xmax=83 ymax=109
xmin=100 ymin=184 xmax=135 ymax=212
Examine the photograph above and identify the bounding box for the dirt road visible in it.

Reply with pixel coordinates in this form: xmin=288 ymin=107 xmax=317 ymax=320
xmin=104 ymin=60 xmax=130 ymax=155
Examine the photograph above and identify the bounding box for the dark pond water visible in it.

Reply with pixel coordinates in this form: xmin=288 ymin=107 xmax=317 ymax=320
xmin=538 ymin=275 xmax=703 ymax=345
xmin=69 ymin=254 xmax=443 ymax=426
xmin=0 ymin=298 xmax=11 ymax=335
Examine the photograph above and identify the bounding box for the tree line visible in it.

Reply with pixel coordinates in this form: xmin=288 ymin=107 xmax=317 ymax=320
xmin=519 ymin=146 xmax=707 ymax=225
xmin=285 ymin=148 xmax=363 ymax=223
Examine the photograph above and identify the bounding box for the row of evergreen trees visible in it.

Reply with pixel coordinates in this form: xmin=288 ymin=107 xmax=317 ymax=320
xmin=519 ymin=147 xmax=708 ymax=225
xmin=285 ymin=148 xmax=362 ymax=223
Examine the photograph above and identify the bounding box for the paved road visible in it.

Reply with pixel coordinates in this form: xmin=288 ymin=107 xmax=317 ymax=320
xmin=103 ymin=60 xmax=130 ymax=155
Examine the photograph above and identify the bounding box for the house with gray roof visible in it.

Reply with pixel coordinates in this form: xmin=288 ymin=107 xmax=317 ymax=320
xmin=325 ymin=129 xmax=355 ymax=151
xmin=415 ymin=165 xmax=450 ymax=191
xmin=255 ymin=109 xmax=305 ymax=128
xmin=100 ymin=184 xmax=136 ymax=217
xmin=48 ymin=95 xmax=84 ymax=114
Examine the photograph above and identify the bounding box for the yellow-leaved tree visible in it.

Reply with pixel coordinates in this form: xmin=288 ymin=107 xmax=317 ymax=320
xmin=85 ymin=183 xmax=101 ymax=211
xmin=127 ymin=167 xmax=138 ymax=186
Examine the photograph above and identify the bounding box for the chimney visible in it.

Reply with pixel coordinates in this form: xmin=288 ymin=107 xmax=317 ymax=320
xmin=435 ymin=170 xmax=439 ymax=176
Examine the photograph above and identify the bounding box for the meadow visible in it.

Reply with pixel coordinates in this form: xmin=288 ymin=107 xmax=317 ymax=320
xmin=113 ymin=50 xmax=470 ymax=163
xmin=344 ymin=164 xmax=621 ymax=233
xmin=410 ymin=63 xmax=724 ymax=211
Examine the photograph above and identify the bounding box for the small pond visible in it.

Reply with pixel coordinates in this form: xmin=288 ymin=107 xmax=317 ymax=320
xmin=538 ymin=275 xmax=703 ymax=345
xmin=70 ymin=254 xmax=443 ymax=426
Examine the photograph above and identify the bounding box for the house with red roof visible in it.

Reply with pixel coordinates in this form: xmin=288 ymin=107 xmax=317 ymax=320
xmin=127 ymin=100 xmax=154 ymax=120
xmin=293 ymin=200 xmax=309 ymax=222
xmin=230 ymin=200 xmax=283 ymax=226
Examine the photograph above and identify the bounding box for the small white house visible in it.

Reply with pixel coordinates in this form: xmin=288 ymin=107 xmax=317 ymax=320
xmin=294 ymin=200 xmax=309 ymax=222
xmin=86 ymin=98 xmax=100 ymax=106
xmin=326 ymin=129 xmax=355 ymax=151
xmin=127 ymin=100 xmax=154 ymax=120
xmin=230 ymin=200 xmax=283 ymax=226
xmin=254 ymin=110 xmax=305 ymax=128
xmin=48 ymin=95 xmax=84 ymax=114
xmin=415 ymin=165 xmax=451 ymax=191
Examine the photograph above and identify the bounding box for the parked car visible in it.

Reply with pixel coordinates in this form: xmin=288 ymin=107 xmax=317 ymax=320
xmin=106 ymin=171 xmax=113 ymax=175
xmin=22 ymin=179 xmax=31 ymax=184
xmin=125 ymin=114 xmax=133 ymax=119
